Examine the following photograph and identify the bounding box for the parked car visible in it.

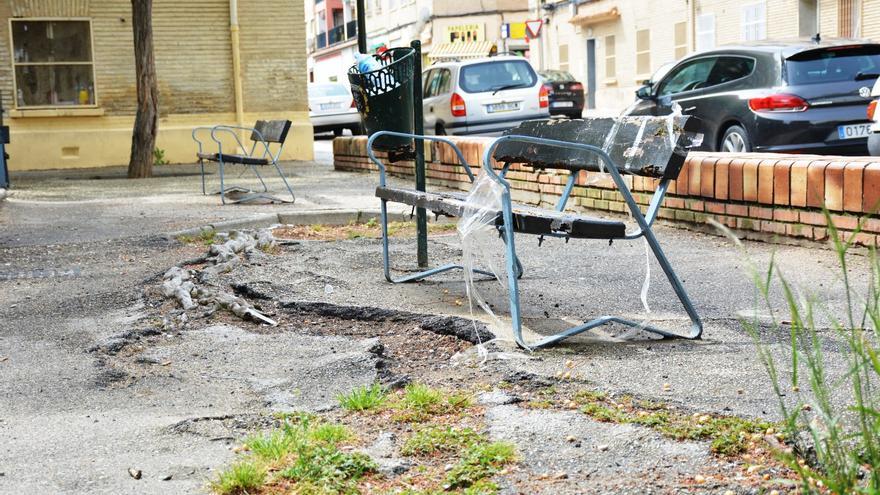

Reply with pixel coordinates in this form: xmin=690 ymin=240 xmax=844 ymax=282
xmin=308 ymin=82 xmax=362 ymax=136
xmin=630 ymin=39 xmax=880 ymax=155
xmin=538 ymin=70 xmax=585 ymax=119
xmin=422 ymin=56 xmax=551 ymax=136
xmin=869 ymin=77 xmax=880 ymax=156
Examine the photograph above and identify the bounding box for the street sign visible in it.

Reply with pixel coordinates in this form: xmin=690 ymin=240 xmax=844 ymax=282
xmin=526 ymin=19 xmax=543 ymax=38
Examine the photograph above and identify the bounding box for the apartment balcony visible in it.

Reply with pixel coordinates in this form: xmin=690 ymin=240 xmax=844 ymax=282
xmin=316 ymin=31 xmax=327 ymax=49
xmin=328 ymin=24 xmax=345 ymax=45
xmin=346 ymin=20 xmax=357 ymax=40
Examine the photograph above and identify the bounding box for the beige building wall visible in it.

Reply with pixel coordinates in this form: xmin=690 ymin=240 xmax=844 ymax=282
xmin=1 ymin=0 xmax=312 ymax=171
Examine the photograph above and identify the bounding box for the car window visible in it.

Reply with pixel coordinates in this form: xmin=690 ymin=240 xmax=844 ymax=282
xmin=786 ymin=47 xmax=880 ymax=85
xmin=437 ymin=69 xmax=452 ymax=95
xmin=309 ymin=83 xmax=350 ymax=98
xmin=422 ymin=69 xmax=435 ymax=96
xmin=459 ymin=60 xmax=538 ymax=93
xmin=656 ymin=57 xmax=717 ymax=97
xmin=705 ymin=56 xmax=755 ymax=86
xmin=426 ymin=70 xmax=445 ymax=98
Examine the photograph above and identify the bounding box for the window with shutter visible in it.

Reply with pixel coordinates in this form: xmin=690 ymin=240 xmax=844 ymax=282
xmin=696 ymin=13 xmax=716 ymax=51
xmin=741 ymin=2 xmax=766 ymax=41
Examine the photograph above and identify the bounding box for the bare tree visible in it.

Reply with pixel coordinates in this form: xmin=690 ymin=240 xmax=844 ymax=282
xmin=127 ymin=0 xmax=159 ymax=178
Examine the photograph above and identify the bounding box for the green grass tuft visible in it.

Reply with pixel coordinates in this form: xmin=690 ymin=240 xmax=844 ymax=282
xmin=176 ymin=229 xmax=217 ymax=246
xmin=210 ymin=461 xmax=265 ymax=495
xmin=337 ymin=383 xmax=387 ymax=411
xmin=445 ymin=441 xmax=516 ymax=490
xmin=391 ymin=383 xmax=473 ymax=423
xmin=401 ymin=426 xmax=482 ymax=456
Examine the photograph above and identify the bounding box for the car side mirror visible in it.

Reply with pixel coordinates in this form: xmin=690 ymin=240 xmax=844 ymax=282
xmin=635 ymin=84 xmax=654 ymax=100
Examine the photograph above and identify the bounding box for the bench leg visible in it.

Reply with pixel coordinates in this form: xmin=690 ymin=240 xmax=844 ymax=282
xmin=250 ymin=165 xmax=269 ymax=193
xmin=219 ymin=161 xmax=227 ymax=205
xmin=380 ymin=199 xmax=495 ymax=283
xmin=199 ymin=159 xmax=207 ymax=195
xmin=271 ymin=161 xmax=296 ymax=204
xmin=500 ymin=209 xmax=701 ymax=350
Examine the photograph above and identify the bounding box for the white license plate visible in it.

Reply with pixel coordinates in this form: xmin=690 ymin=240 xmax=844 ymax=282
xmin=837 ymin=123 xmax=871 ymax=140
xmin=320 ymin=102 xmax=341 ymax=111
xmin=551 ymin=101 xmax=574 ymax=108
xmin=487 ymin=102 xmax=520 ymax=113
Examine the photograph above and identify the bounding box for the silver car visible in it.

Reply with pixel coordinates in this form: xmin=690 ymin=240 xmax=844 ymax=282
xmin=308 ymin=82 xmax=362 ymax=136
xmin=422 ymin=56 xmax=550 ymax=136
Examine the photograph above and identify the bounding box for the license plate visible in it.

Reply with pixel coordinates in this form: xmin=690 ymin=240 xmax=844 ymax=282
xmin=837 ymin=123 xmax=871 ymax=140
xmin=551 ymin=101 xmax=574 ymax=108
xmin=487 ymin=102 xmax=520 ymax=113
xmin=320 ymin=102 xmax=341 ymax=111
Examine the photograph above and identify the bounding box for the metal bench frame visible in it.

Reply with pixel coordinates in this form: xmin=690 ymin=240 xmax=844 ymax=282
xmin=368 ymin=132 xmax=521 ymax=284
xmin=367 ymin=129 xmax=702 ymax=349
xmin=192 ymin=121 xmax=295 ymax=205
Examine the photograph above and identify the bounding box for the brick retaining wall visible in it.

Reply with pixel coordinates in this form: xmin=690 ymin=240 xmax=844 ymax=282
xmin=333 ymin=136 xmax=880 ymax=247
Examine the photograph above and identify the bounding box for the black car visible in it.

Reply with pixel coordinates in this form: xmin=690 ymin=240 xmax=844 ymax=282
xmin=630 ymin=39 xmax=880 ymax=155
xmin=539 ymin=70 xmax=585 ymax=119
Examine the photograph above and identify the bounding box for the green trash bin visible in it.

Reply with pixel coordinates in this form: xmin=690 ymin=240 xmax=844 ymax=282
xmin=348 ymin=47 xmax=415 ymax=152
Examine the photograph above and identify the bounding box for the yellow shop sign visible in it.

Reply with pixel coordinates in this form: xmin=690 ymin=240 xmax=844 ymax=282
xmin=446 ymin=23 xmax=485 ymax=43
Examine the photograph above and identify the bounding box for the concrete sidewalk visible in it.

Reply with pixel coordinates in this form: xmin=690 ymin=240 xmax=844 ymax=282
xmin=0 ymin=152 xmax=870 ymax=493
xmin=1 ymin=158 xmax=413 ymax=247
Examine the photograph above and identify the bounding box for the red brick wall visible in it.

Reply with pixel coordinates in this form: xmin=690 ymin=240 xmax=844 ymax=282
xmin=333 ymin=136 xmax=880 ymax=247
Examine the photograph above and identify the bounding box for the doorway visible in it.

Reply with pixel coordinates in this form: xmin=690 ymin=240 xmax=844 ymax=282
xmin=586 ymin=38 xmax=596 ymax=109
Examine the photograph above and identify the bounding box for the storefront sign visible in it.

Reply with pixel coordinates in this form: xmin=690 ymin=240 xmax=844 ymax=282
xmin=446 ymin=23 xmax=485 ymax=43
xmin=501 ymin=22 xmax=527 ymax=39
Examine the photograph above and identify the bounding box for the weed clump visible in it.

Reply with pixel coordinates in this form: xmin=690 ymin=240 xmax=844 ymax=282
xmin=211 ymin=414 xmax=373 ymax=494
xmin=401 ymin=426 xmax=481 ymax=456
xmin=211 ymin=461 xmax=265 ymax=495
xmin=338 ymin=383 xmax=388 ymax=412
xmin=737 ymin=210 xmax=880 ymax=493
xmin=445 ymin=441 xmax=517 ymax=490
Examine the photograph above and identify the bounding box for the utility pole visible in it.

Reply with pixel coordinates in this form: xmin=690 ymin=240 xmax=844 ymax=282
xmin=356 ymin=0 xmax=367 ymax=53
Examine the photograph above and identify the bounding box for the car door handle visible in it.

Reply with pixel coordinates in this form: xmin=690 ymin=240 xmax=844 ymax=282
xmin=682 ymin=106 xmax=697 ymax=113
xmin=429 ymin=106 xmax=434 ymax=112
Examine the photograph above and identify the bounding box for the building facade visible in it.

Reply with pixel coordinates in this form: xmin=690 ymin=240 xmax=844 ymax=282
xmin=306 ymin=0 xmax=532 ymax=84
xmin=1 ymin=0 xmax=313 ymax=171
xmin=533 ymin=0 xmax=880 ymax=113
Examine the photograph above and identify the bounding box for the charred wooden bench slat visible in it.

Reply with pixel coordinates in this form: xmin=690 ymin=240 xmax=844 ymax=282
xmin=374 ymin=187 xmax=626 ymax=239
xmin=367 ymin=115 xmax=703 ymax=349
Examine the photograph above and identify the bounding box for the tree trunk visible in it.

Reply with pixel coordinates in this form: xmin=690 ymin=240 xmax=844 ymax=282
xmin=127 ymin=0 xmax=158 ymax=179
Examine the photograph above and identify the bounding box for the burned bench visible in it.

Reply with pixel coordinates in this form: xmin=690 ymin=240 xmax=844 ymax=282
xmin=367 ymin=116 xmax=704 ymax=348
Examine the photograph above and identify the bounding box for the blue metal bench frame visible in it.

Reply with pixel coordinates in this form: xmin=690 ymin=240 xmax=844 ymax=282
xmin=367 ymin=129 xmax=702 ymax=349
xmin=192 ymin=120 xmax=295 ymax=205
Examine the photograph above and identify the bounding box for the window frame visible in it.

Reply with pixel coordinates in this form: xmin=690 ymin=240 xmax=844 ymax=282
xmin=741 ymin=1 xmax=767 ymax=41
xmin=604 ymin=35 xmax=616 ymax=81
xmin=10 ymin=17 xmax=100 ymax=110
xmin=635 ymin=28 xmax=651 ymax=80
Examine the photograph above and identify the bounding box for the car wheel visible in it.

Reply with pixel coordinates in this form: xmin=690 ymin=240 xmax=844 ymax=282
xmin=868 ymin=133 xmax=880 ymax=157
xmin=435 ymin=123 xmax=447 ymax=136
xmin=720 ymin=125 xmax=751 ymax=153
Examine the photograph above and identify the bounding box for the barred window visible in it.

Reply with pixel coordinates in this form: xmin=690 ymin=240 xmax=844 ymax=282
xmin=12 ymin=20 xmax=96 ymax=108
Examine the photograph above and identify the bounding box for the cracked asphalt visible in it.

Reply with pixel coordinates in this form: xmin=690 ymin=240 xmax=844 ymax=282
xmin=0 ymin=141 xmax=870 ymax=493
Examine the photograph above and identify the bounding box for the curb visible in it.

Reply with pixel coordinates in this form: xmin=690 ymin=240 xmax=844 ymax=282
xmin=167 ymin=209 xmax=415 ymax=237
